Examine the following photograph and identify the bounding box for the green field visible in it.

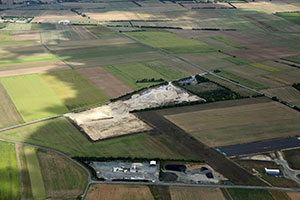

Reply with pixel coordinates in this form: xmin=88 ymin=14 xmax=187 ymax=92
xmin=212 ymin=36 xmax=248 ymax=49
xmin=0 ymin=74 xmax=68 ymax=122
xmin=0 ymin=40 xmax=36 ymax=46
xmin=0 ymin=117 xmax=199 ymax=159
xmin=40 ymin=70 xmax=109 ymax=111
xmin=24 ymin=146 xmax=46 ymax=200
xmin=125 ymin=31 xmax=215 ymax=54
xmin=0 ymin=142 xmax=19 ymax=200
xmin=102 ymin=62 xmax=183 ymax=90
xmin=0 ymin=83 xmax=24 ymax=128
xmin=0 ymin=54 xmax=58 ymax=66
xmin=217 ymin=70 xmax=265 ymax=89
xmin=281 ymin=55 xmax=300 ymax=64
xmin=37 ymin=149 xmax=87 ymax=198
xmin=227 ymin=189 xmax=274 ymax=200
xmin=275 ymin=12 xmax=300 ymax=25
xmin=225 ymin=57 xmax=249 ymax=65
xmin=0 ymin=31 xmax=12 ymax=41
xmin=31 ymin=23 xmax=56 ymax=30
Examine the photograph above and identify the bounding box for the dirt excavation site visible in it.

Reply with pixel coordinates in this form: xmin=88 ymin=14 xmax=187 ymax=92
xmin=66 ymin=83 xmax=203 ymax=141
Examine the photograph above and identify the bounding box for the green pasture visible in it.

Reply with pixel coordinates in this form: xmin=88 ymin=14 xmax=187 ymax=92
xmin=224 ymin=57 xmax=249 ymax=65
xmin=275 ymin=12 xmax=300 ymax=25
xmin=24 ymin=146 xmax=46 ymax=200
xmin=0 ymin=117 xmax=198 ymax=159
xmin=212 ymin=36 xmax=248 ymax=49
xmin=31 ymin=23 xmax=56 ymax=30
xmin=0 ymin=40 xmax=36 ymax=46
xmin=281 ymin=55 xmax=300 ymax=64
xmin=227 ymin=189 xmax=274 ymax=200
xmin=125 ymin=31 xmax=215 ymax=54
xmin=40 ymin=70 xmax=109 ymax=111
xmin=0 ymin=31 xmax=12 ymax=41
xmin=102 ymin=62 xmax=179 ymax=90
xmin=0 ymin=54 xmax=58 ymax=66
xmin=217 ymin=70 xmax=265 ymax=89
xmin=0 ymin=74 xmax=68 ymax=122
xmin=0 ymin=142 xmax=19 ymax=200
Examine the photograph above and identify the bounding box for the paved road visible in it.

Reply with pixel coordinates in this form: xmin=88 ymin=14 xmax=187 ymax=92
xmin=275 ymin=152 xmax=300 ymax=185
xmin=218 ymin=136 xmax=300 ymax=157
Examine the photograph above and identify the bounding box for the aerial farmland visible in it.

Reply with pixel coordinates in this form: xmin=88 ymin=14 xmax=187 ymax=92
xmin=0 ymin=0 xmax=300 ymax=199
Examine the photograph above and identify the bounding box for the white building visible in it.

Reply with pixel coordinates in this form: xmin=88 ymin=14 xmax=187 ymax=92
xmin=264 ymin=168 xmax=281 ymax=176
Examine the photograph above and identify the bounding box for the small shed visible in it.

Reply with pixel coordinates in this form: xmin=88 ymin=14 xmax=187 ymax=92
xmin=150 ymin=160 xmax=157 ymax=166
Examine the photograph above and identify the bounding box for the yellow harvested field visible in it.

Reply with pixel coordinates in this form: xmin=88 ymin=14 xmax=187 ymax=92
xmin=85 ymin=11 xmax=141 ymax=21
xmin=287 ymin=192 xmax=300 ymax=200
xmin=0 ymin=61 xmax=70 ymax=77
xmin=12 ymin=31 xmax=40 ymax=41
xmin=170 ymin=187 xmax=226 ymax=200
xmin=86 ymin=184 xmax=154 ymax=200
xmin=164 ymin=98 xmax=300 ymax=147
xmin=31 ymin=10 xmax=83 ymax=23
xmin=232 ymin=2 xmax=300 ymax=13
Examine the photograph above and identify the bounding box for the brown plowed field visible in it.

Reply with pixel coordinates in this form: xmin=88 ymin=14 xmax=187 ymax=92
xmin=77 ymin=67 xmax=133 ymax=98
xmin=72 ymin=26 xmax=97 ymax=40
xmin=86 ymin=184 xmax=154 ymax=200
xmin=170 ymin=187 xmax=226 ymax=200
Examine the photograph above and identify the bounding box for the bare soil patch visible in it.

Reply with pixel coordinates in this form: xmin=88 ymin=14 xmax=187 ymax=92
xmin=85 ymin=11 xmax=141 ymax=21
xmin=170 ymin=187 xmax=226 ymax=200
xmin=77 ymin=67 xmax=133 ymax=99
xmin=287 ymin=192 xmax=300 ymax=200
xmin=31 ymin=10 xmax=82 ymax=23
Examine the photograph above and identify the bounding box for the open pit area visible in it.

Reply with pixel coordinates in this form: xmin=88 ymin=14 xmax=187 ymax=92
xmin=66 ymin=84 xmax=202 ymax=141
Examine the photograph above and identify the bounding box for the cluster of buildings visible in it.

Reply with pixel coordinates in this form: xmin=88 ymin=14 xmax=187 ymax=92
xmin=0 ymin=17 xmax=29 ymax=23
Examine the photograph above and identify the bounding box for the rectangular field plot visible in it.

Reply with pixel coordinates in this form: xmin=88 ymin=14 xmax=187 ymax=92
xmin=0 ymin=74 xmax=68 ymax=122
xmin=170 ymin=187 xmax=226 ymax=200
xmin=40 ymin=70 xmax=109 ymax=111
xmin=262 ymin=86 xmax=300 ymax=107
xmin=37 ymin=150 xmax=87 ymax=199
xmin=77 ymin=67 xmax=133 ymax=99
xmin=163 ymin=97 xmax=300 ymax=147
xmin=102 ymin=61 xmax=184 ymax=90
xmin=125 ymin=31 xmax=215 ymax=54
xmin=226 ymin=188 xmax=274 ymax=200
xmin=0 ymin=142 xmax=19 ymax=200
xmin=0 ymin=83 xmax=24 ymax=128
xmin=0 ymin=117 xmax=198 ymax=159
xmin=24 ymin=146 xmax=46 ymax=200
xmin=86 ymin=184 xmax=154 ymax=200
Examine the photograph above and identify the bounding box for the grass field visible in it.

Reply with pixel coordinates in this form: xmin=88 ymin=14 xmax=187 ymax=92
xmin=269 ymin=190 xmax=291 ymax=200
xmin=37 ymin=149 xmax=87 ymax=199
xmin=0 ymin=117 xmax=198 ymax=159
xmin=0 ymin=40 xmax=36 ymax=46
xmin=212 ymin=36 xmax=248 ymax=49
xmin=24 ymin=146 xmax=46 ymax=200
xmin=0 ymin=55 xmax=58 ymax=66
xmin=236 ymin=160 xmax=299 ymax=188
xmin=217 ymin=70 xmax=265 ymax=89
xmin=0 ymin=83 xmax=24 ymax=128
xmin=170 ymin=186 xmax=226 ymax=200
xmin=125 ymin=31 xmax=215 ymax=54
xmin=283 ymin=148 xmax=300 ymax=170
xmin=86 ymin=184 xmax=154 ymax=200
xmin=15 ymin=144 xmax=33 ymax=199
xmin=40 ymin=70 xmax=109 ymax=111
xmin=0 ymin=74 xmax=68 ymax=122
xmin=281 ymin=55 xmax=300 ymax=64
xmin=163 ymin=98 xmax=300 ymax=147
xmin=0 ymin=142 xmax=19 ymax=200
xmin=102 ymin=62 xmax=183 ymax=90
xmin=275 ymin=12 xmax=300 ymax=25
xmin=0 ymin=31 xmax=12 ymax=41
xmin=225 ymin=57 xmax=249 ymax=65
xmin=227 ymin=188 xmax=274 ymax=200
